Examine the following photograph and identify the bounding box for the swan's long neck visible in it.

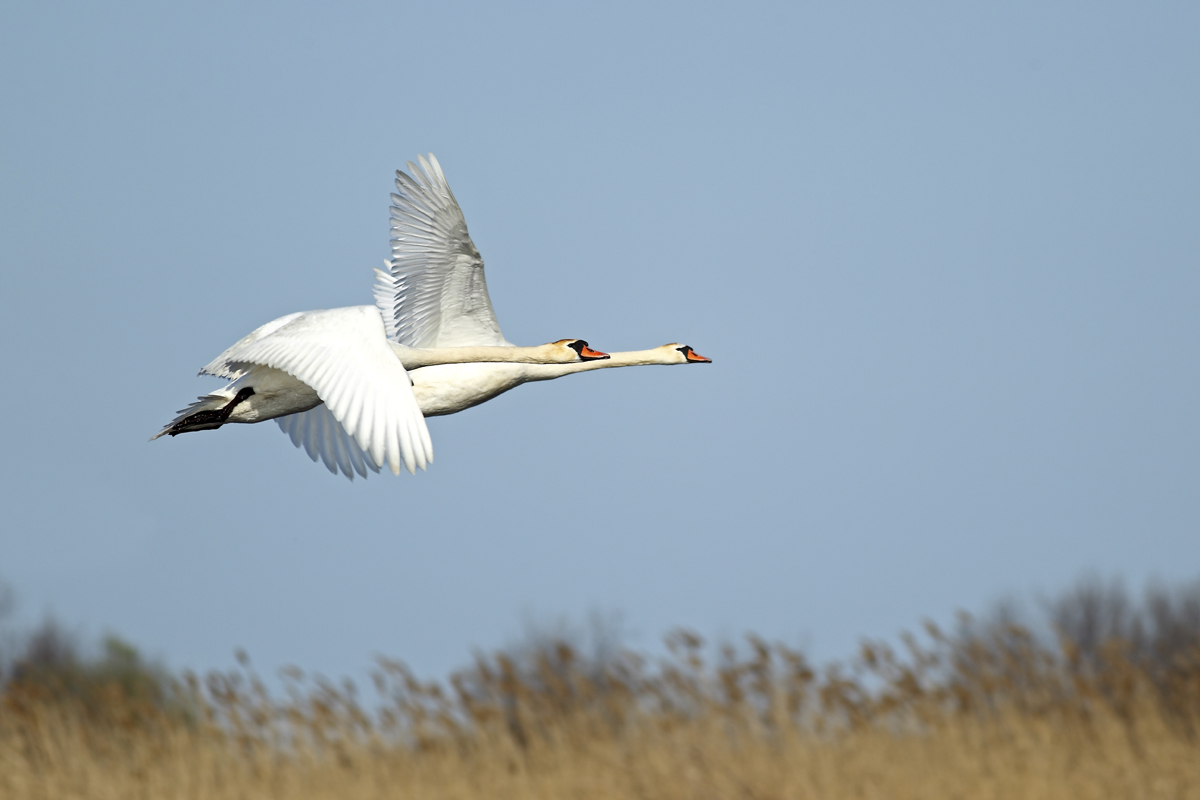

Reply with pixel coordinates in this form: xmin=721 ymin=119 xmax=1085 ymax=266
xmin=408 ymin=347 xmax=688 ymax=418
xmin=518 ymin=348 xmax=678 ymax=381
xmin=390 ymin=342 xmax=579 ymax=368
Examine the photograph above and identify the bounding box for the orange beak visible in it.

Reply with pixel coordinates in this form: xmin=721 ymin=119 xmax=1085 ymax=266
xmin=579 ymin=345 xmax=609 ymax=360
xmin=685 ymin=349 xmax=712 ymax=363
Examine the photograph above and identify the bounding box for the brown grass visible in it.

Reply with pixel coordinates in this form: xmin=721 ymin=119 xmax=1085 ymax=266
xmin=2 ymin=620 xmax=1199 ymax=800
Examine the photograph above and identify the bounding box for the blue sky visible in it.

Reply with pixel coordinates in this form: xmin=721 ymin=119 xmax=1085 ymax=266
xmin=1 ymin=1 xmax=1197 ymax=680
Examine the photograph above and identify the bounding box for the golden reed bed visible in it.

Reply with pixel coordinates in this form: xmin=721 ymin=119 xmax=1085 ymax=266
xmin=2 ymin=622 xmax=1199 ymax=800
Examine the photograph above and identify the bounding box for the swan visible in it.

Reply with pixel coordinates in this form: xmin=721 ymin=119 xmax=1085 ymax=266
xmin=272 ymin=154 xmax=711 ymax=478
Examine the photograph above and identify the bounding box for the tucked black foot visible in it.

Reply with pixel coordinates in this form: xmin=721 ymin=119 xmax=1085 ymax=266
xmin=167 ymin=387 xmax=256 ymax=436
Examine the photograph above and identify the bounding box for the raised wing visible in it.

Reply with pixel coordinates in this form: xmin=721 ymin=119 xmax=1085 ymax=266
xmin=375 ymin=154 xmax=509 ymax=348
xmin=277 ymin=404 xmax=381 ymax=480
xmin=206 ymin=306 xmax=433 ymax=475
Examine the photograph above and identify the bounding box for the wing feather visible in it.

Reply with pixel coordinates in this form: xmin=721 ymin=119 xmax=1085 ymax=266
xmin=277 ymin=406 xmax=381 ymax=480
xmin=374 ymin=153 xmax=510 ymax=348
xmin=319 ymin=410 xmax=339 ymax=475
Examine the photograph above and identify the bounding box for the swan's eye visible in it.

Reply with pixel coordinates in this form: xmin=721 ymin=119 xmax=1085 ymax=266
xmin=676 ymin=346 xmax=691 ymax=356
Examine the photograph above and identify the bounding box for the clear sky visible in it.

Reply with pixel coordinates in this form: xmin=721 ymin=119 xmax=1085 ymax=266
xmin=1 ymin=1 xmax=1197 ymax=680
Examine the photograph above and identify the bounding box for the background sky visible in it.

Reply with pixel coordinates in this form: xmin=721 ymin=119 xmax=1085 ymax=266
xmin=1 ymin=1 xmax=1197 ymax=682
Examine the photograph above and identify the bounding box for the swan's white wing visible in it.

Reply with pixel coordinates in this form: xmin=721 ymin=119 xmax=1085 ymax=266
xmin=375 ymin=153 xmax=509 ymax=348
xmin=277 ymin=405 xmax=381 ymax=480
xmin=206 ymin=306 xmax=433 ymax=475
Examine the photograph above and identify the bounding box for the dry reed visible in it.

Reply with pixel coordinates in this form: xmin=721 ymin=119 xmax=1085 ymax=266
xmin=2 ymin=619 xmax=1198 ymax=799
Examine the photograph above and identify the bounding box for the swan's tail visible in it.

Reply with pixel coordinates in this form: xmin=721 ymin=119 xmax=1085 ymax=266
xmin=150 ymin=388 xmax=255 ymax=440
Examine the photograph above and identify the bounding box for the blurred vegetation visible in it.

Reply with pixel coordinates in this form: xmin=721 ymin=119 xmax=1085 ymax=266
xmin=1 ymin=576 xmax=1199 ymax=799
xmin=0 ymin=585 xmax=185 ymax=730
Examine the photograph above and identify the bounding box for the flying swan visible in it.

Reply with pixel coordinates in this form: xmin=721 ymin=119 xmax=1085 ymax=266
xmin=154 ymin=154 xmax=709 ymax=478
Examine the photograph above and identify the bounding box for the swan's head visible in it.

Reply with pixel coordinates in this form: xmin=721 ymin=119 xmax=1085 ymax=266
xmin=663 ymin=344 xmax=712 ymax=364
xmin=556 ymin=339 xmax=610 ymax=362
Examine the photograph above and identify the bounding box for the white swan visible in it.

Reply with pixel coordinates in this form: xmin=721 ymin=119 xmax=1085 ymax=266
xmin=273 ymin=155 xmax=711 ymax=478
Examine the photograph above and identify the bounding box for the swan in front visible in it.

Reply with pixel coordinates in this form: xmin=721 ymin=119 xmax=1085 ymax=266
xmin=272 ymin=154 xmax=712 ymax=478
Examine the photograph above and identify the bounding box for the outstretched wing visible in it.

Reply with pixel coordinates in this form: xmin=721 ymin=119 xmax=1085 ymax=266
xmin=205 ymin=306 xmax=433 ymax=475
xmin=374 ymin=153 xmax=509 ymax=348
